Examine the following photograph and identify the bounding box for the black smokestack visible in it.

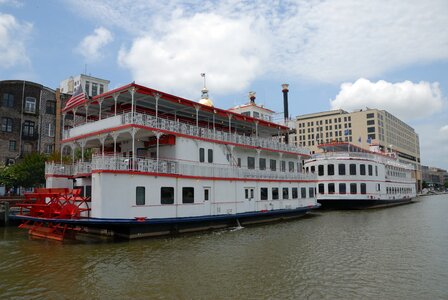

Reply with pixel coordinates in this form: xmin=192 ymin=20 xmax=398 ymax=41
xmin=282 ymin=84 xmax=289 ymax=144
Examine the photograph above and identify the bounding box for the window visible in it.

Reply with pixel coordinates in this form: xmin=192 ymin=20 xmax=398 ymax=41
xmin=339 ymin=183 xmax=346 ymax=194
xmin=199 ymin=148 xmax=205 ymax=162
xmin=350 ymin=164 xmax=356 ymax=175
xmin=92 ymin=83 xmax=98 ymax=96
xmin=237 ymin=158 xmax=241 ymax=167
xmin=280 ymin=160 xmax=286 ymax=172
xmin=376 ymin=184 xmax=381 ymax=192
xmin=368 ymin=134 xmax=376 ymax=140
xmin=367 ymin=119 xmax=375 ymax=125
xmin=310 ymin=166 xmax=315 ymax=173
xmin=136 ymin=187 xmax=145 ymax=205
xmin=1 ymin=118 xmax=13 ymax=132
xmin=368 ymin=165 xmax=373 ymax=176
xmin=208 ymin=149 xmax=213 ymax=163
xmin=301 ymin=187 xmax=307 ymax=198
xmin=272 ymin=188 xmax=279 ymax=200
xmin=328 ymin=164 xmax=334 ymax=176
xmin=283 ymin=188 xmax=289 ymax=199
xmin=367 ymin=127 xmax=375 ymax=133
xmin=367 ymin=113 xmax=374 ymax=118
xmin=289 ymin=161 xmax=294 ymax=172
xmin=318 ymin=165 xmax=324 ymax=176
xmin=48 ymin=123 xmax=55 ymax=137
xmin=253 ymin=111 xmax=260 ymax=118
xmin=244 ymin=188 xmax=254 ymax=199
xmin=260 ymin=188 xmax=268 ymax=200
xmin=182 ymin=187 xmax=194 ymax=203
xmin=204 ymin=189 xmax=209 ymax=201
xmin=9 ymin=140 xmax=16 ymax=151
xmin=2 ymin=93 xmax=14 ymax=107
xmin=259 ymin=158 xmax=266 ymax=170
xmin=25 ymin=97 xmax=36 ymax=113
xmin=44 ymin=144 xmax=53 ymax=154
xmin=270 ymin=159 xmax=276 ymax=171
xmin=318 ymin=183 xmax=325 ymax=194
xmin=339 ymin=164 xmax=346 ymax=175
xmin=23 ymin=143 xmax=33 ymax=153
xmin=161 ymin=187 xmax=174 ymax=204
xmin=328 ymin=183 xmax=335 ymax=194
xmin=247 ymin=157 xmax=255 ymax=169
xmin=46 ymin=101 xmax=56 ymax=114
xmin=360 ymin=183 xmax=367 ymax=194
xmin=360 ymin=164 xmax=366 ymax=175
xmin=292 ymin=187 xmax=298 ymax=199
xmin=309 ymin=187 xmax=314 ymax=198
xmin=375 ymin=166 xmax=378 ymax=176
xmin=99 ymin=84 xmax=104 ymax=94
xmin=85 ymin=81 xmax=90 ymax=95
xmin=350 ymin=183 xmax=357 ymax=194
xmin=23 ymin=121 xmax=35 ymax=137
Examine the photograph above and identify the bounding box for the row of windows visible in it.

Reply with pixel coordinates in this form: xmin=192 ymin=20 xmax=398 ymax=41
xmin=1 ymin=118 xmax=54 ymax=137
xmin=259 ymin=187 xmax=315 ymax=200
xmin=6 ymin=140 xmax=52 ymax=153
xmin=306 ymin=163 xmax=378 ymax=177
xmin=2 ymin=94 xmax=56 ymax=114
xmin=318 ymin=183 xmax=370 ymax=195
xmin=224 ymin=153 xmax=300 ymax=172
xmin=199 ymin=148 xmax=213 ymax=163
xmin=298 ymin=116 xmax=352 ymax=128
xmin=299 ymin=123 xmax=352 ymax=134
xmin=136 ymin=186 xmax=195 ymax=205
xmin=298 ymin=137 xmax=353 ymax=147
xmin=386 ymin=187 xmax=413 ymax=194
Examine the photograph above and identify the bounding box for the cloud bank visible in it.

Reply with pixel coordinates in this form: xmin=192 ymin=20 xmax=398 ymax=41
xmin=330 ymin=78 xmax=445 ymax=121
xmin=0 ymin=13 xmax=32 ymax=69
xmin=76 ymin=27 xmax=113 ymax=61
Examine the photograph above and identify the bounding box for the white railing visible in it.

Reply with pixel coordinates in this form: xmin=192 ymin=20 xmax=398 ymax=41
xmin=45 ymin=163 xmax=73 ymax=176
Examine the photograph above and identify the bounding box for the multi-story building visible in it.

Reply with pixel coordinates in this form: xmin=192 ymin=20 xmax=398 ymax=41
xmin=421 ymin=165 xmax=447 ymax=189
xmin=60 ymin=74 xmax=110 ymax=97
xmin=0 ymin=80 xmax=61 ymax=165
xmin=295 ymin=108 xmax=421 ymax=190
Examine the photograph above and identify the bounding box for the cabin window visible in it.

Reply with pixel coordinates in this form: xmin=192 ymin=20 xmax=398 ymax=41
xmin=318 ymin=184 xmax=325 ymax=194
xmin=318 ymin=165 xmax=324 ymax=176
xmin=301 ymin=187 xmax=307 ymax=198
xmin=328 ymin=164 xmax=335 ymax=176
xmin=161 ymin=187 xmax=174 ymax=204
xmin=339 ymin=164 xmax=346 ymax=175
xmin=376 ymin=184 xmax=381 ymax=192
xmin=259 ymin=158 xmax=266 ymax=170
xmin=360 ymin=183 xmax=367 ymax=194
xmin=350 ymin=183 xmax=357 ymax=194
xmin=309 ymin=187 xmax=315 ymax=198
xmin=270 ymin=159 xmax=277 ymax=171
xmin=208 ymin=149 xmax=213 ymax=163
xmin=272 ymin=188 xmax=279 ymax=200
xmin=328 ymin=183 xmax=335 ymax=194
xmin=247 ymin=157 xmax=255 ymax=169
xmin=199 ymin=148 xmax=205 ymax=162
xmin=292 ymin=187 xmax=298 ymax=199
xmin=368 ymin=165 xmax=373 ymax=176
xmin=182 ymin=187 xmax=194 ymax=203
xmin=136 ymin=186 xmax=145 ymax=205
xmin=237 ymin=158 xmax=241 ymax=167
xmin=360 ymin=164 xmax=366 ymax=175
xmin=283 ymin=188 xmax=289 ymax=199
xmin=260 ymin=188 xmax=268 ymax=200
xmin=339 ymin=183 xmax=346 ymax=194
xmin=204 ymin=189 xmax=209 ymax=201
xmin=289 ymin=161 xmax=295 ymax=172
xmin=310 ymin=166 xmax=315 ymax=173
xmin=375 ymin=166 xmax=378 ymax=176
xmin=349 ymin=164 xmax=356 ymax=175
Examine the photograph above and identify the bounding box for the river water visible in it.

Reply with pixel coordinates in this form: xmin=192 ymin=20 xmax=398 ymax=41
xmin=1 ymin=194 xmax=447 ymax=299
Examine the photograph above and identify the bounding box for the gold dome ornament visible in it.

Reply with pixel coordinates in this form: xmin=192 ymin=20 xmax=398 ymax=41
xmin=199 ymin=74 xmax=214 ymax=107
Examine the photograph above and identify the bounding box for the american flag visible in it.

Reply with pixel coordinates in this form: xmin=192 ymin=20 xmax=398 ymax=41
xmin=65 ymin=84 xmax=86 ymax=109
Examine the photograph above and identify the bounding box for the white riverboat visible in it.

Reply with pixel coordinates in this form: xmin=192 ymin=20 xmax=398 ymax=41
xmin=304 ymin=142 xmax=417 ymax=209
xmin=14 ymin=82 xmax=319 ymax=239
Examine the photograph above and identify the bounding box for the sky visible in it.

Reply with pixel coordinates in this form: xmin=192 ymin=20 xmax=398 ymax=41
xmin=1 ymin=0 xmax=447 ymax=169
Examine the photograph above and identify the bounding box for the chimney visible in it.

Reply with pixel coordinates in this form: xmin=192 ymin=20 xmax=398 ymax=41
xmin=282 ymin=84 xmax=289 ymax=144
xmin=248 ymin=91 xmax=256 ymax=104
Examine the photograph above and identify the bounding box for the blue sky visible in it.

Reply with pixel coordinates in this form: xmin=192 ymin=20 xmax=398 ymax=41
xmin=1 ymin=0 xmax=447 ymax=169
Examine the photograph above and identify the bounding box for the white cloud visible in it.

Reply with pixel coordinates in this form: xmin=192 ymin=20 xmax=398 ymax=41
xmin=329 ymin=78 xmax=445 ymax=121
xmin=0 ymin=0 xmax=23 ymax=7
xmin=118 ymin=13 xmax=269 ymax=98
xmin=440 ymin=125 xmax=448 ymax=136
xmin=0 ymin=13 xmax=32 ymax=68
xmin=76 ymin=27 xmax=113 ymax=61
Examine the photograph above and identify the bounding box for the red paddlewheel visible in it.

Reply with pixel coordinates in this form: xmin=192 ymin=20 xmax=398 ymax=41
xmin=60 ymin=204 xmax=80 ymax=219
xmin=48 ymin=202 xmax=62 ymax=217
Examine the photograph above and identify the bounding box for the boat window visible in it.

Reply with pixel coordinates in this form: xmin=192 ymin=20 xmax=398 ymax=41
xmin=328 ymin=164 xmax=335 ymax=176
xmin=289 ymin=161 xmax=295 ymax=172
xmin=375 ymin=166 xmax=378 ymax=176
xmin=339 ymin=183 xmax=346 ymax=194
xmin=260 ymin=188 xmax=268 ymax=200
xmin=360 ymin=164 xmax=366 ymax=175
xmin=309 ymin=187 xmax=315 ymax=198
xmin=318 ymin=184 xmax=325 ymax=194
xmin=204 ymin=188 xmax=209 ymax=201
xmin=237 ymin=158 xmax=241 ymax=167
xmin=318 ymin=165 xmax=324 ymax=176
xmin=270 ymin=159 xmax=277 ymax=171
xmin=282 ymin=188 xmax=289 ymax=199
xmin=350 ymin=183 xmax=357 ymax=194
xmin=182 ymin=187 xmax=194 ymax=203
xmin=350 ymin=164 xmax=356 ymax=175
xmin=292 ymin=187 xmax=298 ymax=199
xmin=259 ymin=158 xmax=266 ymax=170
xmin=360 ymin=183 xmax=367 ymax=194
xmin=301 ymin=187 xmax=307 ymax=198
xmin=311 ymin=166 xmax=315 ymax=173
xmin=376 ymin=184 xmax=381 ymax=192
xmin=328 ymin=183 xmax=335 ymax=194
xmin=368 ymin=165 xmax=373 ymax=176
xmin=136 ymin=186 xmax=145 ymax=205
xmin=161 ymin=187 xmax=174 ymax=204
xmin=339 ymin=164 xmax=346 ymax=175
xmin=281 ymin=160 xmax=286 ymax=172
xmin=247 ymin=157 xmax=255 ymax=169
xmin=208 ymin=149 xmax=213 ymax=163
xmin=272 ymin=188 xmax=279 ymax=200
xmin=199 ymin=148 xmax=205 ymax=162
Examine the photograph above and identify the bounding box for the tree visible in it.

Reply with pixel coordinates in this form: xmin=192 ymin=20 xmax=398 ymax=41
xmin=0 ymin=153 xmax=46 ymax=189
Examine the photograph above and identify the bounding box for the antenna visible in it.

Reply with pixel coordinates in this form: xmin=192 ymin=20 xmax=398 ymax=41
xmin=200 ymin=73 xmax=206 ymax=89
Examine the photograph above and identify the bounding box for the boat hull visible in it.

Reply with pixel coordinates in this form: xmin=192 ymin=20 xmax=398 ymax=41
xmin=318 ymin=198 xmax=413 ymax=209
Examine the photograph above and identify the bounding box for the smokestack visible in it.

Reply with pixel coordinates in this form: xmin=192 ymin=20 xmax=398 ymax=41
xmin=282 ymin=84 xmax=289 ymax=144
xmin=248 ymin=91 xmax=256 ymax=104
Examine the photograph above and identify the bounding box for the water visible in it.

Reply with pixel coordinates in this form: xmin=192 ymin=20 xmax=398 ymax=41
xmin=1 ymin=195 xmax=447 ymax=299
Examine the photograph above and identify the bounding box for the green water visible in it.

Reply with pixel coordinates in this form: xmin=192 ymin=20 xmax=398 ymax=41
xmin=1 ymin=195 xmax=447 ymax=299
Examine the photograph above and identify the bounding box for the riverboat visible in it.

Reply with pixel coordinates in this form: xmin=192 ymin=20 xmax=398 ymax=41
xmin=304 ymin=142 xmax=417 ymax=209
xmin=12 ymin=82 xmax=319 ymax=240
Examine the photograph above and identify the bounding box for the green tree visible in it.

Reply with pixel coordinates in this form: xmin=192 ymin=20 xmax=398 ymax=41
xmin=0 ymin=153 xmax=46 ymax=189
